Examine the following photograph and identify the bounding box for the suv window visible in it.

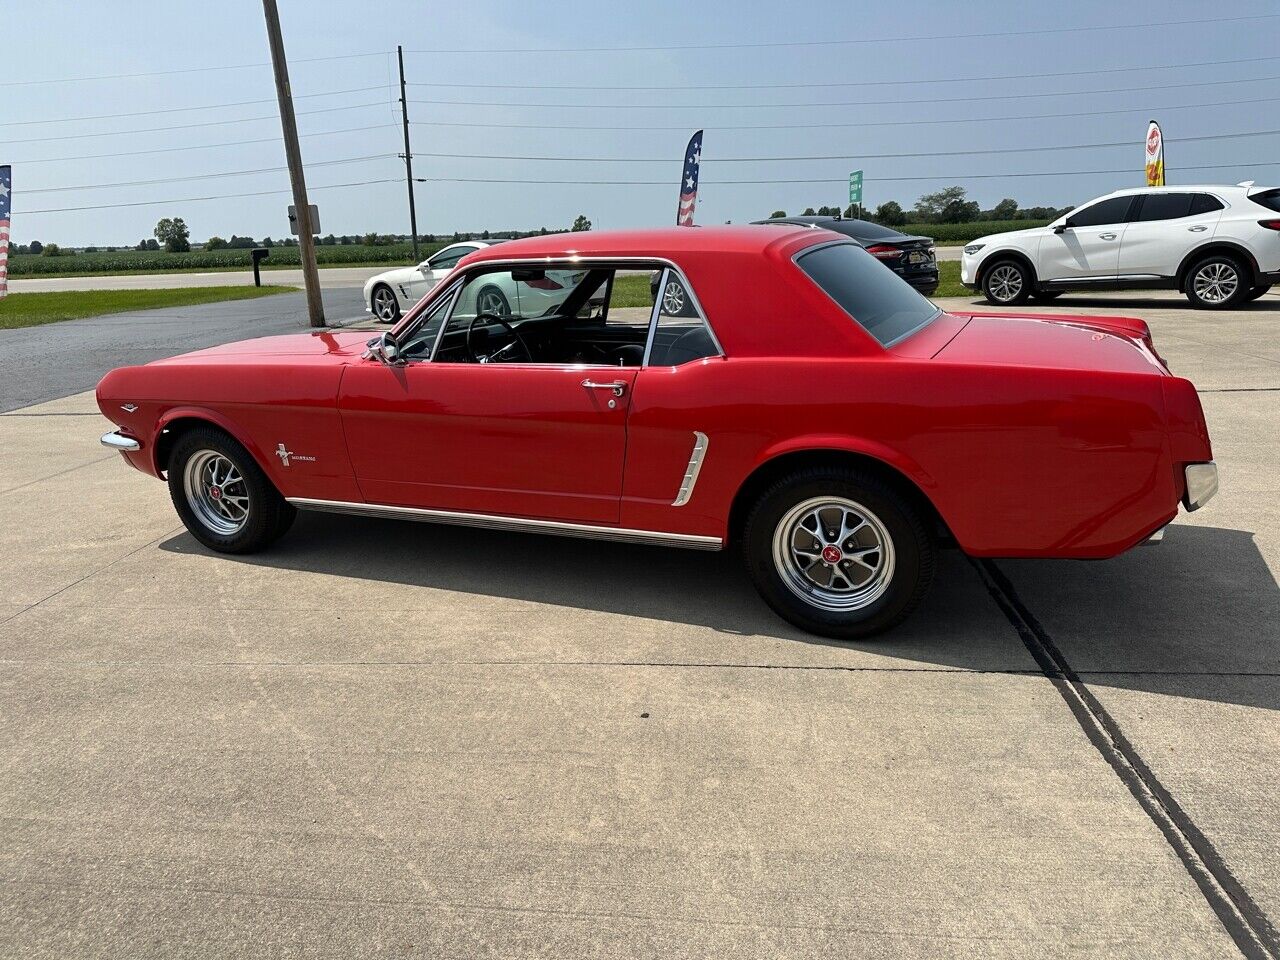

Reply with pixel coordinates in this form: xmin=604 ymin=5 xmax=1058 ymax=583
xmin=796 ymin=242 xmax=939 ymax=347
xmin=1068 ymin=196 xmax=1134 ymax=227
xmin=1249 ymin=188 xmax=1280 ymax=213
xmin=1136 ymin=193 xmax=1192 ymax=221
xmin=1190 ymin=193 xmax=1225 ymax=215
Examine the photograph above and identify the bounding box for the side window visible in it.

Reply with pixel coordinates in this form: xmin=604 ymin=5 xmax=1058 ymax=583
xmin=427 ymin=247 xmax=468 ymax=271
xmin=1190 ymin=193 xmax=1225 ymax=216
xmin=647 ymin=269 xmax=720 ymax=367
xmin=1069 ymin=196 xmax=1134 ymax=227
xmin=1135 ymin=193 xmax=1192 ymax=222
xmin=398 ymin=289 xmax=456 ymax=361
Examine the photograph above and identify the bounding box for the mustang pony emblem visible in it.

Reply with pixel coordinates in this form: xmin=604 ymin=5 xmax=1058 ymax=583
xmin=275 ymin=443 xmax=316 ymax=467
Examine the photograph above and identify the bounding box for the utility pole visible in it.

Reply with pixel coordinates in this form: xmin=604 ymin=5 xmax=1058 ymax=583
xmin=397 ymin=45 xmax=420 ymax=262
xmin=262 ymin=0 xmax=324 ymax=327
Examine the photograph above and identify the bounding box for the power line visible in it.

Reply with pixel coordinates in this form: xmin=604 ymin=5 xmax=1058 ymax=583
xmin=405 ymin=54 xmax=1280 ymax=91
xmin=0 ymin=86 xmax=390 ymax=126
xmin=407 ymin=94 xmax=1280 ymax=133
xmin=3 ymin=100 xmax=389 ymax=145
xmin=402 ymin=13 xmax=1280 ymax=54
xmin=22 ymin=155 xmax=396 ymax=194
xmin=9 ymin=124 xmax=400 ymax=165
xmin=415 ymin=160 xmax=1277 ymax=186
xmin=0 ymin=51 xmax=388 ymax=87
xmin=407 ymin=72 xmax=1280 ymax=110
xmin=17 ymin=178 xmax=400 ymax=216
xmin=406 ymin=128 xmax=1280 ymax=164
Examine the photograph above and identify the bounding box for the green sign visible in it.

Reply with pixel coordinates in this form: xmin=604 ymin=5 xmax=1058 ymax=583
xmin=848 ymin=170 xmax=863 ymax=206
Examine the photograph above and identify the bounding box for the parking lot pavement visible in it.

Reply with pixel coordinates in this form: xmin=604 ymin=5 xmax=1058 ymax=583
xmin=7 ymin=266 xmax=388 ymax=293
xmin=1 ymin=292 xmax=1277 ymax=956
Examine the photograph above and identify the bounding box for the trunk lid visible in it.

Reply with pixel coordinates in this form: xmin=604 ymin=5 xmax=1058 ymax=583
xmin=934 ymin=313 xmax=1168 ymax=374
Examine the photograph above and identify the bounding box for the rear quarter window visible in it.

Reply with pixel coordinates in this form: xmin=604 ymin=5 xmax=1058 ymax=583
xmin=1250 ymin=188 xmax=1280 ymax=213
xmin=795 ymin=242 xmax=940 ymax=347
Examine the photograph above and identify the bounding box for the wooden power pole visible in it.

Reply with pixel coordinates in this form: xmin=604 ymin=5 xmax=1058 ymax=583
xmin=262 ymin=0 xmax=324 ymax=327
xmin=397 ymin=45 xmax=420 ymax=262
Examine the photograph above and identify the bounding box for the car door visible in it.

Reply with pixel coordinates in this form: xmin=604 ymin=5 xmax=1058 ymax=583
xmin=338 ymin=268 xmax=637 ymax=524
xmin=1116 ymin=192 xmax=1224 ymax=277
xmin=405 ymin=244 xmax=476 ymax=301
xmin=1037 ymin=195 xmax=1137 ymax=280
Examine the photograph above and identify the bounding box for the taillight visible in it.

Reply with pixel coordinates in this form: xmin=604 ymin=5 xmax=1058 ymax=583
xmin=864 ymin=244 xmax=902 ymax=260
xmin=522 ymin=276 xmax=564 ymax=290
xmin=1258 ymin=219 xmax=1280 ymax=231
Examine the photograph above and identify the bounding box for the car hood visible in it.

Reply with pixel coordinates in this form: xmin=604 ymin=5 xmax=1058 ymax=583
xmin=151 ymin=330 xmax=373 ymax=364
xmin=971 ymin=226 xmax=1046 ymax=246
xmin=936 ymin=313 xmax=1166 ymax=375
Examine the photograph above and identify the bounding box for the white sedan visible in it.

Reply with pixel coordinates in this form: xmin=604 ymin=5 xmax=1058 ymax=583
xmin=363 ymin=241 xmax=491 ymax=323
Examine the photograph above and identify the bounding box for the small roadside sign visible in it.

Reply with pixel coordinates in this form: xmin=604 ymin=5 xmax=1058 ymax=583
xmin=287 ymin=204 xmax=320 ymax=235
xmin=848 ymin=171 xmax=863 ymax=206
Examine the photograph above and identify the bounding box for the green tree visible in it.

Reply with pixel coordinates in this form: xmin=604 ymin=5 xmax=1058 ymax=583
xmin=205 ymin=236 xmax=228 ymax=250
xmin=913 ymin=186 xmax=980 ymax=224
xmin=802 ymin=207 xmax=817 ymax=216
xmin=321 ymin=233 xmax=337 ymax=245
xmin=769 ymin=210 xmax=786 ymax=219
xmin=262 ymin=237 xmax=275 ymax=247
xmin=145 ymin=238 xmax=160 ymax=251
xmin=991 ymin=198 xmax=1019 ymax=220
xmin=572 ymin=214 xmax=592 ymax=232
xmin=41 ymin=243 xmax=62 ymax=257
xmin=28 ymin=240 xmax=43 ymax=254
xmin=872 ymin=201 xmax=906 ymax=226
xmin=153 ymin=217 xmax=191 ymax=253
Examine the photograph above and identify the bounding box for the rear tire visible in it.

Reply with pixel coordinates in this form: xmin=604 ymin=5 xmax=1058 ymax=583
xmin=167 ymin=427 xmax=295 ymax=554
xmin=1185 ymin=254 xmax=1248 ymax=309
xmin=981 ymin=259 xmax=1032 ymax=306
xmin=743 ymin=467 xmax=936 ymax=640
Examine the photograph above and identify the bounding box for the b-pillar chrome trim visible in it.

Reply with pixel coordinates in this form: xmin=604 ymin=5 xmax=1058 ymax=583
xmin=287 ymin=498 xmax=724 ymax=551
xmin=671 ymin=431 xmax=709 ymax=506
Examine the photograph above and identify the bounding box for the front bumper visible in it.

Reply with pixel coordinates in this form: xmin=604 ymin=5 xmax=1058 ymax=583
xmin=1184 ymin=461 xmax=1218 ymax=511
xmin=101 ymin=431 xmax=140 ymax=452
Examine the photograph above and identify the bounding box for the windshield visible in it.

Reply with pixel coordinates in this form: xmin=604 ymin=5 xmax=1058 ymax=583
xmin=796 ymin=242 xmax=940 ymax=347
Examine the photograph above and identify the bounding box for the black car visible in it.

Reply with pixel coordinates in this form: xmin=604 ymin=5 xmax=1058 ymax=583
xmin=751 ymin=216 xmax=939 ymax=296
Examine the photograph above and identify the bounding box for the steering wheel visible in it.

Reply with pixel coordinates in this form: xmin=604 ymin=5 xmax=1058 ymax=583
xmin=465 ymin=312 xmax=533 ymax=364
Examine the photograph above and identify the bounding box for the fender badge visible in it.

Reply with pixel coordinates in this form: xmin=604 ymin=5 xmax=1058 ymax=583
xmin=120 ymin=403 xmax=138 ymax=413
xmin=275 ymin=443 xmax=316 ymax=467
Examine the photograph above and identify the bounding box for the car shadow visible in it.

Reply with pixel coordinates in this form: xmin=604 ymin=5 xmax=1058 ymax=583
xmin=159 ymin=514 xmax=1278 ymax=710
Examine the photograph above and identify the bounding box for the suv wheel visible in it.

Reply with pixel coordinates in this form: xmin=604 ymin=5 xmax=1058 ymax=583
xmin=1245 ymin=284 xmax=1272 ymax=302
xmin=1186 ymin=255 xmax=1248 ymax=309
xmin=168 ymin=427 xmax=295 ymax=554
xmin=743 ymin=467 xmax=936 ymax=639
xmin=982 ymin=260 xmax=1032 ymax=306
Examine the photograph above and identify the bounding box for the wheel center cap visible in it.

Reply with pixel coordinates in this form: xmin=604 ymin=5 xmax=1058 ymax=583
xmin=821 ymin=545 xmax=842 ymax=564
xmin=209 ymin=486 xmax=222 ymax=500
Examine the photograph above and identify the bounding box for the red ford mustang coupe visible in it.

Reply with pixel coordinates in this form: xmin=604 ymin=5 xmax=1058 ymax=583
xmin=97 ymin=226 xmax=1217 ymax=638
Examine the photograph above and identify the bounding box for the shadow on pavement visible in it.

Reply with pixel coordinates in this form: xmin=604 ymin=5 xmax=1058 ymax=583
xmin=161 ymin=513 xmax=1277 ymax=707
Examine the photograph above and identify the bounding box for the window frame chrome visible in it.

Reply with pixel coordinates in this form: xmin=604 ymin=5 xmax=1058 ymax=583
xmin=393 ymin=255 xmax=725 ymax=370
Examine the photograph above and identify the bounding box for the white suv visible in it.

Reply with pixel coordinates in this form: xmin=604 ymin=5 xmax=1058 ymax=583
xmin=961 ymin=183 xmax=1280 ymax=309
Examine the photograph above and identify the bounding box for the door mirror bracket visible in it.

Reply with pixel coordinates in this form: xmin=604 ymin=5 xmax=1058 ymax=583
xmin=364 ymin=332 xmax=404 ymax=366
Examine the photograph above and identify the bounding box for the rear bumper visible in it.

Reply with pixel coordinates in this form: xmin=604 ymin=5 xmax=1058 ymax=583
xmin=100 ymin=431 xmax=141 ymax=452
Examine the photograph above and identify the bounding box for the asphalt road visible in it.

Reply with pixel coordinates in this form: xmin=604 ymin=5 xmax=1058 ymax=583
xmin=1 ymin=288 xmax=1277 ymax=957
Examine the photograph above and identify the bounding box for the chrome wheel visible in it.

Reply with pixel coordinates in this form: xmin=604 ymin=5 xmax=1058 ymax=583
xmin=372 ymin=287 xmax=399 ymax=322
xmin=661 ymin=279 xmax=686 ymax=314
xmin=771 ymin=496 xmax=896 ymax=612
xmin=1192 ymin=262 xmax=1239 ymax=304
xmin=478 ymin=288 xmax=509 ymax=316
xmin=987 ymin=264 xmax=1024 ymax=303
xmin=183 ymin=450 xmax=250 ymax=536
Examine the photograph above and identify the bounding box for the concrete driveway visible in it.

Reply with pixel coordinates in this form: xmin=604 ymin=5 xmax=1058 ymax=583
xmin=1 ymin=290 xmax=1277 ymax=957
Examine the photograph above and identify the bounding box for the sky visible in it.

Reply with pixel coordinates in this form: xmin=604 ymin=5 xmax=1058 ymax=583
xmin=4 ymin=0 xmax=1280 ymax=246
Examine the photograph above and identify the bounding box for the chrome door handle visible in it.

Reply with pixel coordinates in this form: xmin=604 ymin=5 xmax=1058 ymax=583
xmin=1188 ymin=225 xmax=1208 ymax=232
xmin=582 ymin=379 xmax=627 ymax=397
xmin=1098 ymin=233 xmax=1117 ymax=240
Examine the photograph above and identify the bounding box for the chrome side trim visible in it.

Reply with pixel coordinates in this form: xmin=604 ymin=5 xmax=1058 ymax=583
xmin=100 ymin=431 xmax=141 ymax=452
xmin=671 ymin=431 xmax=710 ymax=506
xmin=287 ymin=498 xmax=723 ymax=551
xmin=1184 ymin=461 xmax=1218 ymax=511
xmin=641 ymin=267 xmax=668 ymax=367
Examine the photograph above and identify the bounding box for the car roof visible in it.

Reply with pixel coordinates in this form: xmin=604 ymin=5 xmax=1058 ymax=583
xmin=460 ymin=225 xmax=825 ymax=263
xmin=1097 ymin=183 xmax=1272 ymax=198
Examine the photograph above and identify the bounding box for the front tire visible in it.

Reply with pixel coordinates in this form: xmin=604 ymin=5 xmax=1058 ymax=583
xmin=167 ymin=427 xmax=295 ymax=554
xmin=1185 ymin=255 xmax=1248 ymax=309
xmin=981 ymin=259 xmax=1032 ymax=306
xmin=743 ymin=468 xmax=936 ymax=639
xmin=1031 ymin=290 xmax=1064 ymax=302
xmin=370 ymin=284 xmax=401 ymax=324
xmin=1245 ymin=283 xmax=1272 ymax=302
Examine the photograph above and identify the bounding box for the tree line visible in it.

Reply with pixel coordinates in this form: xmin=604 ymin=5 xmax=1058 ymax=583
xmin=768 ymin=186 xmax=1072 ymax=226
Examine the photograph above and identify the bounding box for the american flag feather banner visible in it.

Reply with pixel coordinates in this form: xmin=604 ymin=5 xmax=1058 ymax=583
xmin=676 ymin=131 xmax=703 ymax=226
xmin=0 ymin=166 xmax=11 ymax=298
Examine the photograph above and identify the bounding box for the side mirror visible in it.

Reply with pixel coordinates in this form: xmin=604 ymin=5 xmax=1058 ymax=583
xmin=1053 ymin=222 xmax=1072 ymax=235
xmin=364 ymin=332 xmax=403 ymax=366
